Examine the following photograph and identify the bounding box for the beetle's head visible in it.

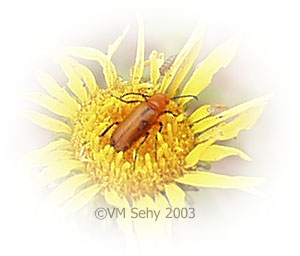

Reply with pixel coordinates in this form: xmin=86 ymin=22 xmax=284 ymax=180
xmin=148 ymin=94 xmax=170 ymax=113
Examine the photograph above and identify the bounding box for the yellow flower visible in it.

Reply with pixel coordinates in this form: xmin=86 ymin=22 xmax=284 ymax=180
xmin=25 ymin=19 xmax=269 ymax=235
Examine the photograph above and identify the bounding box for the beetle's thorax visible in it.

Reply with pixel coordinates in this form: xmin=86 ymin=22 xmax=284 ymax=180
xmin=147 ymin=94 xmax=170 ymax=114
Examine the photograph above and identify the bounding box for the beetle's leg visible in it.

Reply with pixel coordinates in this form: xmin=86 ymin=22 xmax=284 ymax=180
xmin=99 ymin=122 xmax=120 ymax=137
xmin=133 ymin=132 xmax=150 ymax=172
xmin=155 ymin=122 xmax=163 ymax=161
xmin=162 ymin=110 xmax=179 ymax=117
xmin=112 ymin=94 xmax=144 ymax=104
xmin=120 ymin=92 xmax=151 ymax=100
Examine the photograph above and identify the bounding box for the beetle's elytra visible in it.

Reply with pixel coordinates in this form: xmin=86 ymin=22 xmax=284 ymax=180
xmin=111 ymin=94 xmax=169 ymax=152
xmin=100 ymin=93 xmax=197 ymax=153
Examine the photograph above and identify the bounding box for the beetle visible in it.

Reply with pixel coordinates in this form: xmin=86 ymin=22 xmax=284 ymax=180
xmin=100 ymin=93 xmax=197 ymax=153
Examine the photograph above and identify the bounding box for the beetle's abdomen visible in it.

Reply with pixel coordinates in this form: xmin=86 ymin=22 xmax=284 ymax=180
xmin=111 ymin=103 xmax=159 ymax=152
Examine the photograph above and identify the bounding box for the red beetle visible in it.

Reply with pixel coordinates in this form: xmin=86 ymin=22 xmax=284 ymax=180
xmin=100 ymin=93 xmax=197 ymax=152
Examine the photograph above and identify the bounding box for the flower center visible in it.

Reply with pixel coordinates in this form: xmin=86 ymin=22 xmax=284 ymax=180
xmin=71 ymin=84 xmax=195 ymax=200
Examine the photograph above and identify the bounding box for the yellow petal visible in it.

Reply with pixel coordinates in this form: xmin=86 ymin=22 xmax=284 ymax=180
xmin=220 ymin=105 xmax=266 ymax=140
xmin=55 ymin=55 xmax=88 ymax=102
xmin=131 ymin=16 xmax=144 ymax=85
xmin=185 ymin=139 xmax=215 ymax=168
xmin=27 ymin=150 xmax=73 ymax=168
xmin=179 ymin=36 xmax=239 ymax=105
xmin=188 ymin=104 xmax=211 ymax=124
xmin=134 ymin=194 xmax=172 ymax=239
xmin=61 ymin=184 xmax=100 ymax=215
xmin=29 ymin=139 xmax=71 ymax=155
xmin=104 ymin=189 xmax=122 ymax=207
xmin=107 ymin=25 xmax=130 ymax=57
xmin=196 ymin=105 xmax=266 ymax=143
xmin=36 ymin=71 xmax=78 ymax=111
xmin=176 ymin=172 xmax=264 ymax=190
xmin=26 ymin=92 xmax=75 ymax=119
xmin=169 ymin=26 xmax=205 ymax=97
xmin=133 ymin=195 xmax=158 ymax=237
xmin=47 ymin=174 xmax=91 ymax=207
xmin=23 ymin=140 xmax=72 ymax=167
xmin=105 ymin=26 xmax=129 ymax=87
xmin=155 ymin=193 xmax=172 ymax=230
xmin=155 ymin=192 xmax=170 ymax=210
xmin=66 ymin=58 xmax=99 ymax=96
xmin=104 ymin=189 xmax=132 ymax=235
xmin=25 ymin=111 xmax=71 ymax=134
xmin=149 ymin=50 xmax=164 ymax=86
xmin=164 ymin=183 xmax=185 ymax=209
xmin=134 ymin=195 xmax=156 ymax=209
xmin=198 ymin=144 xmax=251 ymax=161
xmin=160 ymin=24 xmax=205 ymax=94
xmin=64 ymin=47 xmax=117 ymax=88
xmin=65 ymin=47 xmax=106 ymax=65
xmin=36 ymin=160 xmax=85 ymax=186
xmin=192 ymin=94 xmax=271 ymax=135
xmin=104 ymin=57 xmax=118 ymax=88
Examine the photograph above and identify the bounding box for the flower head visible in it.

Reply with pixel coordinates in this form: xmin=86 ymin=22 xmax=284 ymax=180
xmin=25 ymin=20 xmax=269 ymax=230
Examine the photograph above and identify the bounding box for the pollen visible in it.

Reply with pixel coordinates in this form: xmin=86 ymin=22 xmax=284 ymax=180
xmin=71 ymin=84 xmax=195 ymax=200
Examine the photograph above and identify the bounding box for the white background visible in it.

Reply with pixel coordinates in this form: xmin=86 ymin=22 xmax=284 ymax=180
xmin=1 ymin=0 xmax=299 ymax=255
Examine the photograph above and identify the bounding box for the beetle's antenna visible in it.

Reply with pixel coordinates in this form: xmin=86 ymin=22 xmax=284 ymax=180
xmin=171 ymin=95 xmax=198 ymax=101
xmin=112 ymin=94 xmax=144 ymax=104
xmin=121 ymin=92 xmax=151 ymax=100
